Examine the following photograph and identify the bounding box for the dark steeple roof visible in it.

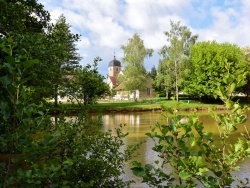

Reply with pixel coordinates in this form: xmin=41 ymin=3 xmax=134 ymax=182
xmin=108 ymin=51 xmax=121 ymax=67
xmin=108 ymin=59 xmax=121 ymax=67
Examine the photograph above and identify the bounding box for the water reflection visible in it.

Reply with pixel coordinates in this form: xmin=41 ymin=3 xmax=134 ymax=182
xmin=97 ymin=111 xmax=250 ymax=187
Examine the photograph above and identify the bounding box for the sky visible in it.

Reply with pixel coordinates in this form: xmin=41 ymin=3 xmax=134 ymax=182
xmin=40 ymin=0 xmax=250 ymax=77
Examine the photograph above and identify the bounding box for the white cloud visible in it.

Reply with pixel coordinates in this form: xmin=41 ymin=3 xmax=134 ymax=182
xmin=77 ymin=36 xmax=90 ymax=48
xmin=194 ymin=0 xmax=250 ymax=46
xmin=41 ymin=0 xmax=250 ymax=76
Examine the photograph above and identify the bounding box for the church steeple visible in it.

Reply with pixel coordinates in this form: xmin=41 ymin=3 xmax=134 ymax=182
xmin=108 ymin=50 xmax=121 ymax=77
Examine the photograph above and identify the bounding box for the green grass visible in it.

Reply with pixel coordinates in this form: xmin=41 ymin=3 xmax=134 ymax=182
xmin=94 ymin=98 xmax=216 ymax=111
xmin=46 ymin=96 xmax=250 ymax=114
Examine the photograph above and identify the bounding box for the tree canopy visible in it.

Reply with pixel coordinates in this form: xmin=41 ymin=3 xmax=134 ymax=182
xmin=155 ymin=21 xmax=198 ymax=100
xmin=184 ymin=41 xmax=248 ymax=99
xmin=0 ymin=0 xmax=50 ymax=37
xmin=63 ymin=58 xmax=110 ymax=106
xmin=46 ymin=14 xmax=81 ymax=106
xmin=119 ymin=33 xmax=153 ymax=100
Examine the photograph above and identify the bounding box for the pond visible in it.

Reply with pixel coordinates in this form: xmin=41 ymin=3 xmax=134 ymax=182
xmin=93 ymin=111 xmax=250 ymax=188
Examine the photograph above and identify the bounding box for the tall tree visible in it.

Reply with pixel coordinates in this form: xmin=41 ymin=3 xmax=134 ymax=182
xmin=148 ymin=65 xmax=157 ymax=79
xmin=49 ymin=14 xmax=81 ymax=107
xmin=153 ymin=58 xmax=174 ymax=99
xmin=119 ymin=33 xmax=153 ymax=101
xmin=239 ymin=46 xmax=250 ymax=102
xmin=156 ymin=21 xmax=198 ymax=101
xmin=35 ymin=14 xmax=81 ymax=106
xmin=184 ymin=41 xmax=248 ymax=100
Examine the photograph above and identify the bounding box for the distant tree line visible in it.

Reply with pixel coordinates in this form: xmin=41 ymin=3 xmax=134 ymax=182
xmin=119 ymin=21 xmax=250 ymax=103
xmin=151 ymin=21 xmax=250 ymax=102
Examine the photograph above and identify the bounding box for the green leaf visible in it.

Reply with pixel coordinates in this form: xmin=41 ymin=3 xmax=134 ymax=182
xmin=145 ymin=164 xmax=153 ymax=171
xmin=0 ymin=75 xmax=12 ymax=86
xmin=131 ymin=167 xmax=145 ymax=177
xmin=23 ymin=59 xmax=39 ymax=69
xmin=64 ymin=158 xmax=74 ymax=166
xmin=179 ymin=171 xmax=191 ymax=180
xmin=7 ymin=37 xmax=13 ymax=43
xmin=229 ymin=83 xmax=236 ymax=93
xmin=26 ymin=170 xmax=32 ymax=178
xmin=191 ymin=140 xmax=196 ymax=147
xmin=4 ymin=56 xmax=15 ymax=65
xmin=132 ymin=161 xmax=142 ymax=167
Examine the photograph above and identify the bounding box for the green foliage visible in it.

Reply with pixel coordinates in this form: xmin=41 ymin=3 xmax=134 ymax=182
xmin=239 ymin=46 xmax=250 ymax=101
xmin=132 ymin=66 xmax=250 ymax=187
xmin=148 ymin=65 xmax=157 ymax=79
xmin=1 ymin=3 xmax=81 ymax=105
xmin=0 ymin=0 xmax=50 ymax=37
xmin=0 ymin=37 xmax=137 ymax=187
xmin=7 ymin=117 xmax=137 ymax=187
xmin=37 ymin=14 xmax=81 ymax=106
xmin=155 ymin=21 xmax=198 ymax=101
xmin=120 ymin=33 xmax=153 ymax=101
xmin=184 ymin=41 xmax=248 ymax=100
xmin=0 ymin=1 xmax=52 ymax=106
xmin=63 ymin=57 xmax=110 ymax=106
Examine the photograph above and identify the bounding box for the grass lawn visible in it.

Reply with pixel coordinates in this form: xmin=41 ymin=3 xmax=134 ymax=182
xmin=93 ymin=98 xmax=217 ymax=111
xmin=48 ymin=96 xmax=250 ymax=114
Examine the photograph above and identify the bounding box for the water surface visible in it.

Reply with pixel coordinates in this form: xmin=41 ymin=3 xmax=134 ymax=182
xmin=95 ymin=111 xmax=250 ymax=187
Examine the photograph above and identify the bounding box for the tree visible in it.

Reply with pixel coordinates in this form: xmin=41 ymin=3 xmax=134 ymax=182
xmin=153 ymin=58 xmax=175 ymax=99
xmin=240 ymin=46 xmax=250 ymax=102
xmin=184 ymin=41 xmax=248 ymax=100
xmin=22 ymin=14 xmax=81 ymax=106
xmin=63 ymin=57 xmax=110 ymax=106
xmin=0 ymin=0 xmax=51 ymax=105
xmin=47 ymin=14 xmax=81 ymax=107
xmin=119 ymin=33 xmax=153 ymax=101
xmin=148 ymin=65 xmax=157 ymax=79
xmin=156 ymin=21 xmax=198 ymax=101
xmin=0 ymin=0 xmax=50 ymax=37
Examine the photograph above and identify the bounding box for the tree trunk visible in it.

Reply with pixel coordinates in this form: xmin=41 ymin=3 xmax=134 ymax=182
xmin=166 ymin=90 xmax=171 ymax=100
xmin=54 ymin=85 xmax=58 ymax=107
xmin=133 ymin=90 xmax=137 ymax=102
xmin=247 ymin=90 xmax=249 ymax=103
xmin=175 ymin=60 xmax=179 ymax=101
xmin=166 ymin=90 xmax=168 ymax=100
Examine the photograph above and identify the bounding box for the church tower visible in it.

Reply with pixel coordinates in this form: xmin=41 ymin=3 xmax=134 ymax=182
xmin=107 ymin=52 xmax=122 ymax=89
xmin=108 ymin=54 xmax=121 ymax=77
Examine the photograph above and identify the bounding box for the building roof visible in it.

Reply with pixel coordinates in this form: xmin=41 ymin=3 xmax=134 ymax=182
xmin=108 ymin=57 xmax=121 ymax=67
xmin=113 ymin=76 xmax=153 ymax=91
xmin=108 ymin=76 xmax=117 ymax=85
xmin=113 ymin=82 xmax=125 ymax=90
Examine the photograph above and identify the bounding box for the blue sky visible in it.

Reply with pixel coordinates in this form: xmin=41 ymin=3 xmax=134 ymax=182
xmin=40 ymin=0 xmax=250 ymax=77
